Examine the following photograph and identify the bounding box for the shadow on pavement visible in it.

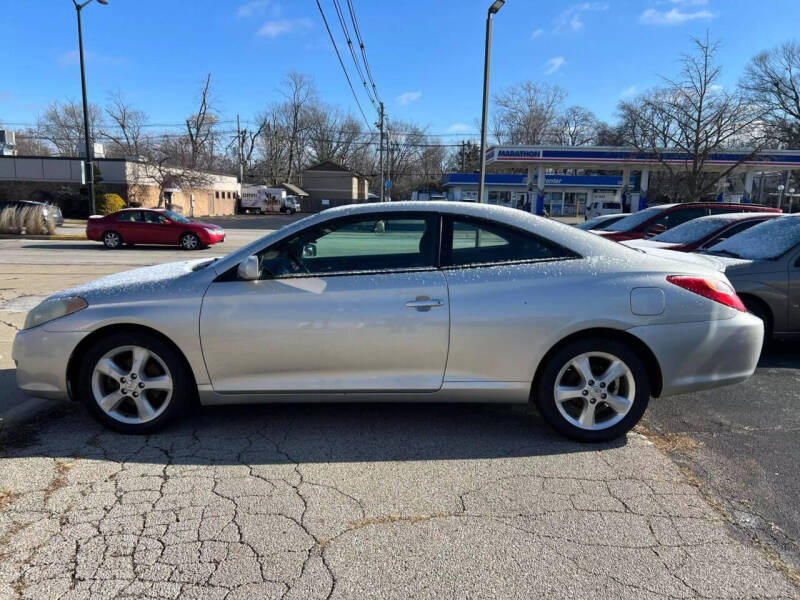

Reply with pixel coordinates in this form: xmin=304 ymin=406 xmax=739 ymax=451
xmin=758 ymin=339 xmax=800 ymax=369
xmin=1 ymin=397 xmax=626 ymax=464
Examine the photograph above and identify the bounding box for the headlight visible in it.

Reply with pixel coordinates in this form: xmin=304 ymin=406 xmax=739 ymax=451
xmin=205 ymin=227 xmax=220 ymax=235
xmin=24 ymin=296 xmax=88 ymax=330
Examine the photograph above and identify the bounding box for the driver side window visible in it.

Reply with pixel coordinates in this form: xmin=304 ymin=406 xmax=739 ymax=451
xmin=257 ymin=214 xmax=438 ymax=277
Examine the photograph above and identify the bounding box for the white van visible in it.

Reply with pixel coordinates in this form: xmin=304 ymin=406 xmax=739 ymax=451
xmin=585 ymin=198 xmax=622 ymax=220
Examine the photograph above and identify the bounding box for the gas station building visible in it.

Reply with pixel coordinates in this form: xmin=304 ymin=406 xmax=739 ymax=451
xmin=471 ymin=145 xmax=800 ymax=215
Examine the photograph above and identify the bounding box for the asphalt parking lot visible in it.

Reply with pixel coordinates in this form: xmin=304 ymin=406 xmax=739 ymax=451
xmin=0 ymin=215 xmax=798 ymax=599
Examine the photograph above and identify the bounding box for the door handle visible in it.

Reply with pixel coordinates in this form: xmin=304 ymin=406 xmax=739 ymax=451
xmin=405 ymin=297 xmax=444 ymax=311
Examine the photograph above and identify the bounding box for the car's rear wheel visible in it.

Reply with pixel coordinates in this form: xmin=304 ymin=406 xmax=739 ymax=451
xmin=180 ymin=232 xmax=201 ymax=250
xmin=535 ymin=337 xmax=650 ymax=442
xmin=102 ymin=231 xmax=122 ymax=249
xmin=78 ymin=332 xmax=190 ymax=434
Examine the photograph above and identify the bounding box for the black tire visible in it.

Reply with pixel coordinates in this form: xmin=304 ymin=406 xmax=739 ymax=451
xmin=77 ymin=332 xmax=191 ymax=434
xmin=742 ymin=298 xmax=772 ymax=346
xmin=180 ymin=232 xmax=201 ymax=250
xmin=535 ymin=337 xmax=651 ymax=442
xmin=102 ymin=230 xmax=122 ymax=249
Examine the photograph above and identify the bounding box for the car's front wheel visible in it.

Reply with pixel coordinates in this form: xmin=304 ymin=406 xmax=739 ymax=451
xmin=535 ymin=337 xmax=650 ymax=442
xmin=102 ymin=231 xmax=122 ymax=249
xmin=78 ymin=332 xmax=190 ymax=434
xmin=180 ymin=232 xmax=201 ymax=250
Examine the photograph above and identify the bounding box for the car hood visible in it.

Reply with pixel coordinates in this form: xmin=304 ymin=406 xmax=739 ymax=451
xmin=630 ymin=247 xmax=726 ymax=272
xmin=621 ymin=239 xmax=680 ymax=250
xmin=51 ymin=259 xmax=213 ymax=304
xmin=189 ymin=221 xmax=223 ymax=230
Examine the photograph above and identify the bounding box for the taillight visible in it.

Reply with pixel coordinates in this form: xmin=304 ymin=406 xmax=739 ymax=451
xmin=666 ymin=275 xmax=746 ymax=312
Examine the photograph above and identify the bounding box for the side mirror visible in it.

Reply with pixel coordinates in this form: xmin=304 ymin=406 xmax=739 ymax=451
xmin=302 ymin=243 xmax=317 ymax=258
xmin=237 ymin=255 xmax=260 ymax=280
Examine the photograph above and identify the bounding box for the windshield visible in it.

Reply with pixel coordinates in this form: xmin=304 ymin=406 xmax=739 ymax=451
xmin=604 ymin=207 xmax=664 ymax=231
xmin=707 ymin=216 xmax=800 ymax=260
xmin=164 ymin=210 xmax=190 ymax=223
xmin=652 ymin=216 xmax=731 ymax=243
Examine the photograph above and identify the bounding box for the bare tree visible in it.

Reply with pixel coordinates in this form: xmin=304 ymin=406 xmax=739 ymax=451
xmin=37 ymin=100 xmax=102 ymax=156
xmin=131 ymin=135 xmax=212 ymax=207
xmin=618 ymin=35 xmax=763 ymax=201
xmin=185 ymin=73 xmax=218 ymax=169
xmin=492 ymin=82 xmax=567 ymax=145
xmin=102 ymin=92 xmax=148 ymax=158
xmin=278 ymin=71 xmax=317 ymax=182
xmin=14 ymin=128 xmax=52 ymax=156
xmin=742 ymin=40 xmax=800 ymax=147
xmin=553 ymin=105 xmax=599 ymax=146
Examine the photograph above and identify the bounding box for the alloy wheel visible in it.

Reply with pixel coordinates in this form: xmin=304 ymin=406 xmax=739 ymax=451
xmin=103 ymin=232 xmax=121 ymax=248
xmin=553 ymin=351 xmax=636 ymax=431
xmin=91 ymin=345 xmax=173 ymax=425
xmin=181 ymin=233 xmax=199 ymax=250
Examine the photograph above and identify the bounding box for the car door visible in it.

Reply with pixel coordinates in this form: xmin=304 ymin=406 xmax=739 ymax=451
xmin=115 ymin=210 xmax=145 ymax=241
xmin=789 ymin=247 xmax=800 ymax=331
xmin=199 ymin=212 xmax=450 ymax=392
xmin=142 ymin=211 xmax=176 ymax=244
xmin=439 ymin=215 xmax=580 ymax=384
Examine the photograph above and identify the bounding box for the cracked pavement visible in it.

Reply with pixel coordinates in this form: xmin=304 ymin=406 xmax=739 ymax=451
xmin=1 ymin=235 xmax=799 ymax=599
xmin=1 ymin=404 xmax=797 ymax=600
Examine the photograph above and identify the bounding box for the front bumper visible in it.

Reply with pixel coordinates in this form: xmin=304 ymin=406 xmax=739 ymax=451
xmin=629 ymin=311 xmax=763 ymax=397
xmin=200 ymin=230 xmax=225 ymax=245
xmin=12 ymin=327 xmax=88 ymax=400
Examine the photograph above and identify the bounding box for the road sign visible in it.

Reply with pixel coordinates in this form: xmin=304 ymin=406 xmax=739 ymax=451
xmin=385 ymin=180 xmax=392 ymax=189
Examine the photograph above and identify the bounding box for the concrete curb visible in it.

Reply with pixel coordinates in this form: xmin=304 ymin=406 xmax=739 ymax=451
xmin=0 ymin=234 xmax=87 ymax=241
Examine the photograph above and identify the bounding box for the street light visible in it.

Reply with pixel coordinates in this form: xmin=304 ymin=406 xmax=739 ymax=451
xmin=478 ymin=0 xmax=505 ymax=206
xmin=72 ymin=0 xmax=108 ymax=216
xmin=777 ymin=184 xmax=785 ymax=209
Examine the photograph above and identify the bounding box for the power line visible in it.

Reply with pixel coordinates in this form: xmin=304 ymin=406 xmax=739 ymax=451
xmin=315 ymin=0 xmax=373 ymax=131
xmin=331 ymin=0 xmax=378 ymax=110
xmin=346 ymin=0 xmax=382 ymax=104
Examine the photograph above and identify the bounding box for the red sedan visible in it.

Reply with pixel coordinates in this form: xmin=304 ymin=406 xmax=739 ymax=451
xmin=620 ymin=212 xmax=780 ymax=252
xmin=87 ymin=208 xmax=225 ymax=250
xmin=595 ymin=202 xmax=781 ymax=242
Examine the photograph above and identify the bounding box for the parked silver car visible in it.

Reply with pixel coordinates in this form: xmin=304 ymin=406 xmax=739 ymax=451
xmin=704 ymin=215 xmax=800 ymax=340
xmin=13 ymin=202 xmax=763 ymax=441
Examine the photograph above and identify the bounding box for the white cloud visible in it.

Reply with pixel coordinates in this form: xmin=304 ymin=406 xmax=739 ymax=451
xmin=397 ymin=91 xmax=422 ymax=105
xmin=446 ymin=123 xmax=475 ymax=134
xmin=709 ymin=84 xmax=724 ymax=92
xmin=639 ymin=7 xmax=714 ymax=25
xmin=620 ymin=85 xmax=638 ymax=98
xmin=543 ymin=56 xmax=566 ymax=74
xmin=237 ymin=0 xmax=269 ymax=19
xmin=258 ymin=18 xmax=313 ymax=38
xmin=531 ymin=28 xmax=544 ymax=39
xmin=554 ymin=2 xmax=609 ymax=33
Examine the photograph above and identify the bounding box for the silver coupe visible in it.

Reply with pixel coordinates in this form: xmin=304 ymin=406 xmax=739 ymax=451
xmin=13 ymin=202 xmax=763 ymax=441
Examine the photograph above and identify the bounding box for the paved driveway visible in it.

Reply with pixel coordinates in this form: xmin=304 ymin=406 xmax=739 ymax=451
xmin=0 ymin=229 xmax=798 ymax=599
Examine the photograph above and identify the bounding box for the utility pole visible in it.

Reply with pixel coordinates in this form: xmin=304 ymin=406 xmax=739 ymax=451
xmin=386 ymin=124 xmax=392 ymax=202
xmin=236 ymin=114 xmax=244 ymax=185
xmin=461 ymin=141 xmax=466 ymax=172
xmin=478 ymin=1 xmax=505 ymax=205
xmin=378 ymin=102 xmax=385 ymax=202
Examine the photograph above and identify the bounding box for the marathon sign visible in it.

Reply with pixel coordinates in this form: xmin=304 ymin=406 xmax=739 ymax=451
xmin=496 ymin=149 xmax=540 ymax=159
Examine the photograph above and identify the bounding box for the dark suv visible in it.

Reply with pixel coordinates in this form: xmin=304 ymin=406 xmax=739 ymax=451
xmin=595 ymin=202 xmax=781 ymax=242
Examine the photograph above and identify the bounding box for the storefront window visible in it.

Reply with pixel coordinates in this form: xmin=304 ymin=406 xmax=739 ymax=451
xmin=563 ymin=192 xmax=588 ymax=216
xmin=546 ymin=192 xmax=563 ymax=216
xmin=488 ymin=191 xmax=499 ymax=204
xmin=498 ymin=191 xmax=511 ymax=206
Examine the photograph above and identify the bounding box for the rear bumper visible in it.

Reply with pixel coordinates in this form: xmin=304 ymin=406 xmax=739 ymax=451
xmin=12 ymin=327 xmax=87 ymax=400
xmin=629 ymin=311 xmax=763 ymax=397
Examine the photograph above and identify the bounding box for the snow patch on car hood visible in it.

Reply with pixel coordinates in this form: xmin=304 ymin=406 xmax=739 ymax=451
xmin=51 ymin=259 xmax=209 ymax=303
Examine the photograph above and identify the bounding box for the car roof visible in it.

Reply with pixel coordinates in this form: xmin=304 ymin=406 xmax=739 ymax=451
xmin=683 ymin=212 xmax=779 ymax=223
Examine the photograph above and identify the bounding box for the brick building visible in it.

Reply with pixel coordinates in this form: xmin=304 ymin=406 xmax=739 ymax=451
xmin=0 ymin=156 xmax=239 ymax=217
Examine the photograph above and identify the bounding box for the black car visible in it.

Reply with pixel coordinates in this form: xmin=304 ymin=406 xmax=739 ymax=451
xmin=0 ymin=200 xmax=64 ymax=226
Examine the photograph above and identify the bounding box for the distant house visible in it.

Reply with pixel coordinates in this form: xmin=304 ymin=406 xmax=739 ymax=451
xmin=300 ymin=160 xmax=369 ymax=212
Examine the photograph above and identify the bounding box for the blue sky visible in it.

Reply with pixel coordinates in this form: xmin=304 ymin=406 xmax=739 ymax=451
xmin=1 ymin=0 xmax=800 ymax=139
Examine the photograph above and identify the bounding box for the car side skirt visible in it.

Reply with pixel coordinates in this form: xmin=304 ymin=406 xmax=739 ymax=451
xmin=197 ymin=381 xmax=531 ymax=405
